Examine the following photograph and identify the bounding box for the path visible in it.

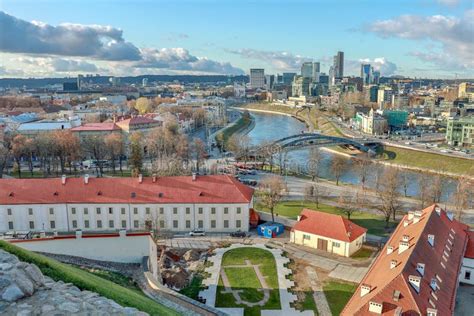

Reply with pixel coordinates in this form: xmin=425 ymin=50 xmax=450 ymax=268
xmin=305 ymin=267 xmax=331 ymax=316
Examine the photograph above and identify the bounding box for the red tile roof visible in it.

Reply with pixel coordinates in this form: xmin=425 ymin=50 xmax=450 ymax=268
xmin=341 ymin=205 xmax=469 ymax=316
xmin=465 ymin=231 xmax=474 ymax=259
xmin=291 ymin=209 xmax=367 ymax=242
xmin=71 ymin=122 xmax=120 ymax=132
xmin=0 ymin=175 xmax=254 ymax=205
xmin=116 ymin=116 xmax=158 ymax=126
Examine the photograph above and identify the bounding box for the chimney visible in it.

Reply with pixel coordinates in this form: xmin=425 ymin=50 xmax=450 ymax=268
xmin=399 ymin=241 xmax=409 ymax=254
xmin=428 ymin=234 xmax=435 ymax=247
xmin=390 ymin=260 xmax=397 ymax=269
xmin=407 ymin=211 xmax=415 ymax=220
xmin=84 ymin=174 xmax=89 ymax=184
xmin=61 ymin=175 xmax=67 ymax=185
xmin=192 ymin=172 xmax=197 ymax=181
xmin=152 ymin=173 xmax=157 ymax=183
xmin=138 ymin=174 xmax=143 ymax=183
xmin=119 ymin=230 xmax=126 ymax=238
xmin=387 ymin=246 xmax=394 ymax=255
xmin=75 ymin=230 xmax=82 ymax=239
xmin=360 ymin=284 xmax=372 ymax=297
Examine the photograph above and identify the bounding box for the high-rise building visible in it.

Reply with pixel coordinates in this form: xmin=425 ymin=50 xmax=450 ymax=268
xmin=265 ymin=75 xmax=275 ymax=90
xmin=77 ymin=75 xmax=84 ymax=90
xmin=333 ymin=51 xmax=344 ymax=79
xmin=372 ymin=71 xmax=381 ymax=84
xmin=360 ymin=64 xmax=373 ymax=85
xmin=312 ymin=62 xmax=320 ymax=82
xmin=142 ymin=78 xmax=148 ymax=87
xmin=249 ymin=69 xmax=265 ymax=89
xmin=292 ymin=76 xmax=311 ymax=97
xmin=282 ymin=72 xmax=297 ymax=85
xmin=301 ymin=62 xmax=313 ymax=79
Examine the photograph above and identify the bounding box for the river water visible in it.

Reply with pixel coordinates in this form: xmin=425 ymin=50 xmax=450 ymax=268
xmin=245 ymin=112 xmax=458 ymax=201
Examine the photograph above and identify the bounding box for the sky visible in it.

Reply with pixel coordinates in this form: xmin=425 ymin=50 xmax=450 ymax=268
xmin=0 ymin=0 xmax=473 ymax=79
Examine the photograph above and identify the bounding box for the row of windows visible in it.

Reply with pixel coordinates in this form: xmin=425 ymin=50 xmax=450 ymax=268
xmin=7 ymin=206 xmax=242 ymax=216
xmin=7 ymin=219 xmax=243 ymax=230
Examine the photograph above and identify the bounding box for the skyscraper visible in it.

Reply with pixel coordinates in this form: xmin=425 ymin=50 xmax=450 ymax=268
xmin=333 ymin=51 xmax=344 ymax=79
xmin=360 ymin=64 xmax=372 ymax=85
xmin=249 ymin=68 xmax=265 ymax=89
xmin=301 ymin=62 xmax=313 ymax=78
xmin=282 ymin=72 xmax=297 ymax=85
xmin=77 ymin=74 xmax=84 ymax=90
xmin=312 ymin=62 xmax=320 ymax=82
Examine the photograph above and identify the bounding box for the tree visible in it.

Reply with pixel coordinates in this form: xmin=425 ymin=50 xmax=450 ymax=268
xmin=354 ymin=155 xmax=371 ymax=190
xmin=376 ymin=168 xmax=401 ymax=226
xmin=304 ymin=184 xmax=320 ymax=208
xmin=418 ymin=174 xmax=431 ymax=209
xmin=452 ymin=176 xmax=473 ymax=221
xmin=257 ymin=175 xmax=287 ymax=222
xmin=82 ymin=135 xmax=107 ymax=176
xmin=192 ymin=138 xmax=207 ymax=173
xmin=307 ymin=148 xmax=322 ymax=181
xmin=228 ymin=134 xmax=251 ymax=165
xmin=51 ymin=130 xmax=80 ymax=175
xmin=0 ymin=142 xmax=11 ymax=178
xmin=429 ymin=175 xmax=443 ymax=204
xmin=104 ymin=133 xmax=124 ymax=175
xmin=338 ymin=193 xmax=358 ymax=220
xmin=331 ymin=155 xmax=347 ymax=185
xmin=134 ymin=97 xmax=152 ymax=114
xmin=129 ymin=132 xmax=144 ymax=176
xmin=11 ymin=134 xmax=28 ymax=178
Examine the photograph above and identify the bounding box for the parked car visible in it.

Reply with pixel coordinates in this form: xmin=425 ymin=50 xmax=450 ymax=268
xmin=189 ymin=230 xmax=206 ymax=237
xmin=230 ymin=231 xmax=247 ymax=238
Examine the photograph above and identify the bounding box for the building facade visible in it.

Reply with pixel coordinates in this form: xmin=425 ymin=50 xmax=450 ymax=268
xmin=249 ymin=69 xmax=265 ymax=89
xmin=0 ymin=175 xmax=254 ymax=234
xmin=446 ymin=116 xmax=474 ymax=147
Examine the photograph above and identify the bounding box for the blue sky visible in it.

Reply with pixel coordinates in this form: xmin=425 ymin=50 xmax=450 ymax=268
xmin=0 ymin=0 xmax=473 ymax=78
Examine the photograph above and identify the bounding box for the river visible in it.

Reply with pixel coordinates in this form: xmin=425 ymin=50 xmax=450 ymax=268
xmin=245 ymin=111 xmax=458 ymax=202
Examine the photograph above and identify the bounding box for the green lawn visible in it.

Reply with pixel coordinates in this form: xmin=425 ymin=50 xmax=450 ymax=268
xmin=216 ymin=247 xmax=281 ymax=316
xmin=255 ymin=200 xmax=397 ymax=237
xmin=351 ymin=247 xmax=375 ymax=260
xmin=179 ymin=274 xmax=205 ymax=300
xmin=382 ymin=145 xmax=474 ymax=176
xmin=0 ymin=241 xmax=180 ymax=316
xmin=79 ymin=267 xmax=144 ymax=296
xmin=323 ymin=280 xmax=357 ymax=316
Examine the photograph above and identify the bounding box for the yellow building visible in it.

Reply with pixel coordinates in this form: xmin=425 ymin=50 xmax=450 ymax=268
xmin=290 ymin=209 xmax=367 ymax=257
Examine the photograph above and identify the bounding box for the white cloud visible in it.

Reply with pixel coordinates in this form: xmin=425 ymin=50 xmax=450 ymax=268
xmin=358 ymin=57 xmax=398 ymax=76
xmin=367 ymin=10 xmax=474 ymax=70
xmin=227 ymin=48 xmax=312 ymax=72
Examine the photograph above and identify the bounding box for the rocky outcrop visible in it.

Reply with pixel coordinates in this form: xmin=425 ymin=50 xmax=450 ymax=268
xmin=0 ymin=249 xmax=148 ymax=315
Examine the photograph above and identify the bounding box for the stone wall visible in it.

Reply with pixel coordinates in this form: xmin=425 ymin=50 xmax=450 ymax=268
xmin=0 ymin=249 xmax=148 ymax=315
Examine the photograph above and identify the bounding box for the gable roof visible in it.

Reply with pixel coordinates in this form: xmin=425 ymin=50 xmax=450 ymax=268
xmin=465 ymin=231 xmax=474 ymax=259
xmin=71 ymin=122 xmax=120 ymax=132
xmin=0 ymin=175 xmax=254 ymax=205
xmin=342 ymin=205 xmax=469 ymax=316
xmin=291 ymin=209 xmax=367 ymax=242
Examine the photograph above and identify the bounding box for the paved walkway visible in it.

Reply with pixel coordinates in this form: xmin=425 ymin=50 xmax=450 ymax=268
xmin=306 ymin=267 xmax=331 ymax=316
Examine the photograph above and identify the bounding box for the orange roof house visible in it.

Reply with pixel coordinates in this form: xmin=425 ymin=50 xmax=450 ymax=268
xmin=290 ymin=209 xmax=367 ymax=257
xmin=342 ymin=205 xmax=469 ymax=316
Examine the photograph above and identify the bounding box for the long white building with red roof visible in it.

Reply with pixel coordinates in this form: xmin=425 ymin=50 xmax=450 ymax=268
xmin=342 ymin=205 xmax=472 ymax=316
xmin=0 ymin=174 xmax=254 ymax=234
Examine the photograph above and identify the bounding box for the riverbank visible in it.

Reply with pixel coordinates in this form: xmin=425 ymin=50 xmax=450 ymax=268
xmin=215 ymin=111 xmax=253 ymax=148
xmin=240 ymin=102 xmax=473 ymax=178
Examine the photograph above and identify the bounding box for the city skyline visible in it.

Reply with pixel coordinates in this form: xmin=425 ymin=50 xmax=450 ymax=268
xmin=0 ymin=0 xmax=473 ymax=79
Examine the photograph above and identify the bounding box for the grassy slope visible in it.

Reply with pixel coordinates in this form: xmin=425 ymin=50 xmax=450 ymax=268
xmin=215 ymin=247 xmax=281 ymax=316
xmin=217 ymin=113 xmax=252 ymax=147
xmin=256 ymin=200 xmax=397 ymax=237
xmin=323 ymin=280 xmax=357 ymax=316
xmin=0 ymin=241 xmax=180 ymax=316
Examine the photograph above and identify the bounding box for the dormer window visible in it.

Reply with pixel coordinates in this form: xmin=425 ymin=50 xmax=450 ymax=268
xmin=402 ymin=235 xmax=410 ymax=242
xmin=428 ymin=234 xmax=435 ymax=247
xmin=427 ymin=308 xmax=437 ymax=316
xmin=131 ymin=192 xmax=136 ymax=198
xmin=387 ymin=246 xmax=394 ymax=254
xmin=392 ymin=290 xmax=401 ymax=302
xmin=416 ymin=263 xmax=425 ymax=276
xmin=408 ymin=275 xmax=421 ymax=293
xmin=430 ymin=278 xmax=438 ymax=291
xmin=369 ymin=301 xmax=383 ymax=314
xmin=360 ymin=284 xmax=372 ymax=297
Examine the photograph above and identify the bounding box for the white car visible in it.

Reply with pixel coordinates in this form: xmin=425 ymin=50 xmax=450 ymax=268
xmin=189 ymin=230 xmax=206 ymax=236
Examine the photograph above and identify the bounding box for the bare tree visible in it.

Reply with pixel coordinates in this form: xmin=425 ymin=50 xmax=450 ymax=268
xmin=257 ymin=175 xmax=287 ymax=222
xmin=304 ymin=184 xmax=320 ymax=208
xmin=307 ymin=148 xmax=323 ymax=181
xmin=418 ymin=174 xmax=431 ymax=209
xmin=354 ymin=155 xmax=371 ymax=190
xmin=82 ymin=135 xmax=108 ymax=177
xmin=452 ymin=176 xmax=473 ymax=221
xmin=331 ymin=155 xmax=347 ymax=186
xmin=376 ymin=168 xmax=401 ymax=226
xmin=104 ymin=133 xmax=124 ymax=175
xmin=192 ymin=138 xmax=207 ymax=173
xmin=429 ymin=175 xmax=443 ymax=204
xmin=399 ymin=172 xmax=409 ymax=197
xmin=228 ymin=134 xmax=251 ymax=165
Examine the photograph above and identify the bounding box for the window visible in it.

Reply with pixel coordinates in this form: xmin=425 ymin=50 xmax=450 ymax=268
xmin=122 ymin=220 xmax=127 ymax=228
xmin=465 ymin=271 xmax=471 ymax=280
xmin=97 ymin=220 xmax=102 ymax=228
xmin=198 ymin=207 xmax=203 ymax=214
xmin=50 ymin=221 xmax=55 ymax=229
xmin=72 ymin=220 xmax=77 ymax=229
xmin=224 ymin=220 xmax=229 ymax=228
xmin=173 ymin=220 xmax=178 ymax=228
xmin=8 ymin=222 xmax=13 ymax=230
xmin=186 ymin=220 xmax=191 ymax=228
xmin=224 ymin=207 xmax=229 ymax=214
xmin=146 ymin=207 xmax=150 ymax=215
xmin=121 ymin=208 xmax=126 ymax=215
xmin=173 ymin=207 xmax=178 ymax=215
xmin=133 ymin=207 xmax=138 ymax=215
xmin=236 ymin=207 xmax=241 ymax=214
xmin=211 ymin=220 xmax=216 ymax=228
xmin=7 ymin=208 xmax=12 ymax=216
xmin=49 ymin=208 xmax=54 ymax=215
xmin=211 ymin=207 xmax=216 ymax=214
xmin=159 ymin=220 xmax=165 ymax=228
xmin=84 ymin=208 xmax=88 ymax=215
xmin=96 ymin=207 xmax=101 ymax=214
xmin=109 ymin=220 xmax=114 ymax=228
xmin=28 ymin=208 xmax=33 ymax=215
xmin=333 ymin=242 xmax=341 ymax=248
xmin=159 ymin=207 xmax=164 ymax=214
xmin=236 ymin=220 xmax=241 ymax=228
xmin=198 ymin=220 xmax=204 ymax=228
xmin=134 ymin=220 xmax=139 ymax=228
xmin=29 ymin=221 xmax=34 ymax=229
xmin=71 ymin=207 xmax=76 ymax=215
xmin=186 ymin=207 xmax=190 ymax=214
xmin=108 ymin=207 xmax=113 ymax=214
xmin=303 ymin=234 xmax=311 ymax=240
xmin=84 ymin=220 xmax=90 ymax=228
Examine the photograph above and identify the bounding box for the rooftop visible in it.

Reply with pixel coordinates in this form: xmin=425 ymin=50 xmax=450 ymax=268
xmin=71 ymin=122 xmax=121 ymax=132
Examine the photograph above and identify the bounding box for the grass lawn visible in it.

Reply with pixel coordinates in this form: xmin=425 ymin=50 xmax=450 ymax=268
xmin=323 ymin=280 xmax=357 ymax=316
xmin=215 ymin=247 xmax=281 ymax=316
xmin=351 ymin=247 xmax=375 ymax=260
xmin=0 ymin=241 xmax=180 ymax=316
xmin=79 ymin=267 xmax=144 ymax=296
xmin=179 ymin=274 xmax=205 ymax=300
xmin=255 ymin=200 xmax=397 ymax=237
xmin=382 ymin=145 xmax=474 ymax=176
